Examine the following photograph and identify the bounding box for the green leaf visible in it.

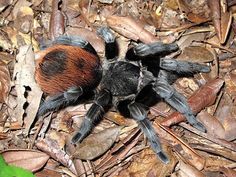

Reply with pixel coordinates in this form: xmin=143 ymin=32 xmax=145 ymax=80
xmin=0 ymin=155 xmax=35 ymax=177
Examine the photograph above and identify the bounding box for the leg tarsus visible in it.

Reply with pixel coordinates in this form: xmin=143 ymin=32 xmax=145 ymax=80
xmin=128 ymin=102 xmax=169 ymax=164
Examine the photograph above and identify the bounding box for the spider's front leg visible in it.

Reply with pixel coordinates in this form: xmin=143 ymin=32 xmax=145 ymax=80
xmin=71 ymin=89 xmax=111 ymax=144
xmin=128 ymin=102 xmax=169 ymax=164
xmin=154 ymin=77 xmax=206 ymax=132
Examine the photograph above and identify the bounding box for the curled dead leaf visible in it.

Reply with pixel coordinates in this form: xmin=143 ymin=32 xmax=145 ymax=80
xmin=13 ymin=45 xmax=42 ymax=133
xmin=49 ymin=0 xmax=65 ymax=39
xmin=73 ymin=127 xmax=121 ymax=160
xmin=0 ymin=60 xmax=10 ymax=103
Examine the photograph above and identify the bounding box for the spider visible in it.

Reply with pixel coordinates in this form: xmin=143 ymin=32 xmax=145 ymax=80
xmin=35 ymin=27 xmax=210 ymax=163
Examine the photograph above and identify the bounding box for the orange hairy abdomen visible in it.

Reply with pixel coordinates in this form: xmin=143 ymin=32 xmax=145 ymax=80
xmin=35 ymin=45 xmax=102 ymax=95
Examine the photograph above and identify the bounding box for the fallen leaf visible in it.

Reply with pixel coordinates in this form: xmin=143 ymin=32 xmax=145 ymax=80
xmin=0 ymin=60 xmax=10 ymax=103
xmin=154 ymin=122 xmax=205 ymax=170
xmin=178 ymin=46 xmax=214 ymax=63
xmin=1 ymin=149 xmax=49 ymax=172
xmin=49 ymin=0 xmax=65 ymax=39
xmin=178 ymin=160 xmax=206 ymax=177
xmin=13 ymin=45 xmax=43 ymax=134
xmin=219 ymin=167 xmax=236 ymax=177
xmin=73 ymin=126 xmax=121 ymax=160
xmin=107 ymin=15 xmax=159 ymax=43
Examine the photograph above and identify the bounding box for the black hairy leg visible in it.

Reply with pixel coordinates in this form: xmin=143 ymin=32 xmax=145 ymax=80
xmin=41 ymin=36 xmax=97 ymax=56
xmin=71 ymin=89 xmax=111 ymax=144
xmin=128 ymin=102 xmax=169 ymax=164
xmin=97 ymin=27 xmax=118 ymax=60
xmin=38 ymin=86 xmax=83 ymax=116
xmin=154 ymin=77 xmax=206 ymax=132
xmin=160 ymin=58 xmax=210 ymax=74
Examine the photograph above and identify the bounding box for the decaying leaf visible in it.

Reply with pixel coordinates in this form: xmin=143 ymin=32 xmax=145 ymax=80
xmin=178 ymin=0 xmax=210 ymax=23
xmin=177 ymin=46 xmax=214 ymax=63
xmin=73 ymin=127 xmax=121 ymax=160
xmin=66 ymin=27 xmax=104 ymax=55
xmin=115 ymin=148 xmax=176 ymax=177
xmin=1 ymin=149 xmax=49 ymax=172
xmin=0 ymin=60 xmax=10 ymax=103
xmin=14 ymin=6 xmax=34 ymax=34
xmin=177 ymin=160 xmax=206 ymax=177
xmin=13 ymin=45 xmax=43 ymax=134
xmin=36 ymin=139 xmax=77 ymax=175
xmin=207 ymin=0 xmax=232 ymax=43
xmin=107 ymin=15 xmax=159 ymax=43
xmin=162 ymin=78 xmax=224 ymax=127
xmin=4 ymin=27 xmax=39 ymax=51
xmin=49 ymin=0 xmax=65 ymax=39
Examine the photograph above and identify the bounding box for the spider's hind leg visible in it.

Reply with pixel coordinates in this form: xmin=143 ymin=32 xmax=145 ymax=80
xmin=97 ymin=27 xmax=118 ymax=60
xmin=128 ymin=102 xmax=169 ymax=164
xmin=154 ymin=77 xmax=206 ymax=132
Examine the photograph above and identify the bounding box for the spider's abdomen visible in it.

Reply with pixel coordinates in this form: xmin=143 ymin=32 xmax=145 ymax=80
xmin=35 ymin=45 xmax=102 ymax=95
xmin=102 ymin=61 xmax=140 ymax=96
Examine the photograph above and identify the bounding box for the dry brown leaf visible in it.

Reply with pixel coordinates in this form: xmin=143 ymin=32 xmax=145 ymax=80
xmin=14 ymin=6 xmax=34 ymax=34
xmin=115 ymin=148 xmax=176 ymax=177
xmin=154 ymin=122 xmax=205 ymax=170
xmin=49 ymin=0 xmax=65 ymax=39
xmin=66 ymin=27 xmax=104 ymax=55
xmin=4 ymin=27 xmax=39 ymax=51
xmin=11 ymin=0 xmax=32 ymax=21
xmin=107 ymin=15 xmax=159 ymax=43
xmin=73 ymin=127 xmax=121 ymax=160
xmin=0 ymin=0 xmax=12 ymax=12
xmin=36 ymin=139 xmax=77 ymax=175
xmin=177 ymin=46 xmax=214 ymax=63
xmin=207 ymin=0 xmax=232 ymax=44
xmin=178 ymin=0 xmax=210 ymax=23
xmin=1 ymin=149 xmax=49 ymax=172
xmin=178 ymin=160 xmax=206 ymax=177
xmin=0 ymin=60 xmax=10 ymax=103
xmin=197 ymin=111 xmax=225 ymax=139
xmin=13 ymin=45 xmax=43 ymax=134
xmin=219 ymin=167 xmax=236 ymax=177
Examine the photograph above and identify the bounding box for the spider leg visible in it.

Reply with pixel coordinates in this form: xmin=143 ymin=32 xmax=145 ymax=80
xmin=71 ymin=89 xmax=111 ymax=144
xmin=128 ymin=102 xmax=169 ymax=164
xmin=154 ymin=77 xmax=206 ymax=132
xmin=37 ymin=87 xmax=84 ymax=116
xmin=160 ymin=58 xmax=210 ymax=74
xmin=41 ymin=36 xmax=97 ymax=55
xmin=97 ymin=27 xmax=118 ymax=60
xmin=126 ymin=42 xmax=179 ymax=61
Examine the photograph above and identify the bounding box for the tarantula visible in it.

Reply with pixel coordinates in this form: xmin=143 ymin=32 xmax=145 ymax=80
xmin=35 ymin=27 xmax=210 ymax=163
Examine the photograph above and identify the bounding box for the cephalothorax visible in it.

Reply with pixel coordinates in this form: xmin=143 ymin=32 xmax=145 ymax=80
xmin=35 ymin=27 xmax=210 ymax=163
